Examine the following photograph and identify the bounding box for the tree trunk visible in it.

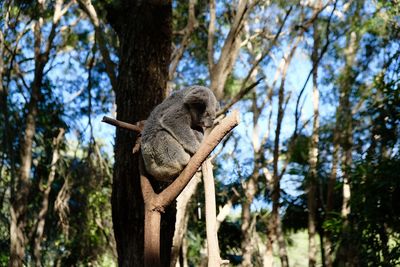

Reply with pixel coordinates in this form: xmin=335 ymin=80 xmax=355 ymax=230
xmin=241 ymin=198 xmax=254 ymax=267
xmin=107 ymin=1 xmax=173 ymax=266
xmin=324 ymin=123 xmax=339 ymax=267
xmin=270 ymin=76 xmax=289 ymax=267
xmin=335 ymin=3 xmax=361 ymax=262
xmin=308 ymin=16 xmax=320 ymax=267
xmin=9 ymin=16 xmax=48 ymax=266
xmin=266 ymin=41 xmax=300 ymax=267
xmin=207 ymin=0 xmax=250 ymax=99
xmin=170 ymin=174 xmax=201 ymax=267
xmin=33 ymin=129 xmax=64 ymax=266
xmin=336 ymin=30 xmax=358 ymax=266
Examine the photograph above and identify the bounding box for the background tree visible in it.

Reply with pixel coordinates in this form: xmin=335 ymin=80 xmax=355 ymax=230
xmin=1 ymin=0 xmax=115 ymax=265
xmin=1 ymin=0 xmax=399 ymax=266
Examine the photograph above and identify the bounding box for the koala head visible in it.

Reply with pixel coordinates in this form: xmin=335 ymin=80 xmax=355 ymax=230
xmin=184 ymin=86 xmax=219 ymax=129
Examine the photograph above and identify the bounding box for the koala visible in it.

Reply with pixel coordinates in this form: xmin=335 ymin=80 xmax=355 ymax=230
xmin=141 ymin=86 xmax=219 ymax=183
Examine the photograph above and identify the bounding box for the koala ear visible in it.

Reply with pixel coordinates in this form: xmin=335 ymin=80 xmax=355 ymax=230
xmin=183 ymin=87 xmax=208 ymax=105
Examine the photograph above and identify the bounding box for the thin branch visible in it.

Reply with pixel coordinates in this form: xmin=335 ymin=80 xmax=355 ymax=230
xmin=239 ymin=6 xmax=293 ymax=91
xmin=217 ymin=77 xmax=264 ymax=116
xmin=216 ymin=187 xmax=240 ymax=230
xmin=209 ymin=131 xmax=233 ymax=162
xmin=141 ymin=110 xmax=239 ymax=267
xmin=169 ymin=0 xmax=198 ymax=80
xmin=294 ymin=0 xmax=337 ymax=135
xmin=207 ymin=0 xmax=216 ymax=71
xmin=203 ymin=156 xmax=226 ymax=266
xmin=102 ymin=116 xmax=144 ymax=133
xmin=77 ymin=0 xmax=117 ymax=88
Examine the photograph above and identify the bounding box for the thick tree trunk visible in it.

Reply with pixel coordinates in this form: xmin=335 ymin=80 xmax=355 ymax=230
xmin=107 ymin=1 xmax=173 ymax=266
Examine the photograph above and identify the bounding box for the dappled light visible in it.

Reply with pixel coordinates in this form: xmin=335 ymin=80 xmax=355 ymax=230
xmin=0 ymin=0 xmax=399 ymax=266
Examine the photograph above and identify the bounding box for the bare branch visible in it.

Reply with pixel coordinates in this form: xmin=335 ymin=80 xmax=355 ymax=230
xmin=210 ymin=0 xmax=252 ymax=98
xmin=77 ymin=0 xmax=117 ymax=88
xmin=169 ymin=0 xmax=198 ymax=80
xmin=216 ymin=187 xmax=240 ymax=230
xmin=102 ymin=116 xmax=144 ymax=133
xmin=141 ymin=111 xmax=239 ymax=267
xmin=203 ymin=156 xmax=225 ymax=266
xmin=294 ymin=0 xmax=337 ymax=134
xmin=217 ymin=77 xmax=264 ymax=116
xmin=207 ymin=0 xmax=216 ymax=71
xmin=239 ymin=6 xmax=293 ymax=91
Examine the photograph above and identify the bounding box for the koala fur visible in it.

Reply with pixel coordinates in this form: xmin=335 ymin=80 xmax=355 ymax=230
xmin=141 ymin=86 xmax=219 ymax=182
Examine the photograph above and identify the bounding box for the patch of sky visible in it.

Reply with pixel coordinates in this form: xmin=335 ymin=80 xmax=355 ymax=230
xmin=213 ymin=37 xmax=329 ymax=213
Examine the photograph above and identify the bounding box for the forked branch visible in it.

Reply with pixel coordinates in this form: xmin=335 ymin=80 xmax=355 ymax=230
xmin=102 ymin=111 xmax=240 ymax=267
xmin=141 ymin=110 xmax=239 ymax=267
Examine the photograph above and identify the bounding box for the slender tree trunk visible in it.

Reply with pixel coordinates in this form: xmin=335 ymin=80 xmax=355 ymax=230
xmin=335 ymin=4 xmax=361 ymax=261
xmin=324 ymin=122 xmax=339 ymax=267
xmin=8 ymin=1 xmax=65 ymax=264
xmin=208 ymin=0 xmax=250 ymax=99
xmin=340 ymin=32 xmax=357 ymax=222
xmin=270 ymin=73 xmax=289 ymax=267
xmin=33 ymin=129 xmax=64 ymax=266
xmin=107 ymin=1 xmax=173 ymax=266
xmin=336 ymin=31 xmax=357 ymax=266
xmin=267 ymin=40 xmax=301 ymax=267
xmin=241 ymin=81 xmax=264 ymax=266
xmin=241 ymin=195 xmax=254 ymax=267
xmin=170 ymin=175 xmax=201 ymax=267
xmin=9 ymin=15 xmax=47 ymax=266
xmin=308 ymin=15 xmax=320 ymax=267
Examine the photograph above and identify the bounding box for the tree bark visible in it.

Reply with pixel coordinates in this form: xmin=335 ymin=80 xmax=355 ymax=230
xmin=107 ymin=1 xmax=173 ymax=266
xmin=335 ymin=3 xmax=361 ymax=264
xmin=266 ymin=40 xmax=300 ymax=267
xmin=307 ymin=13 xmax=320 ymax=267
xmin=170 ymin=175 xmax=201 ymax=267
xmin=208 ymin=0 xmax=251 ymax=99
xmin=33 ymin=129 xmax=65 ymax=266
xmin=202 ymin=159 xmax=221 ymax=266
xmin=336 ymin=29 xmax=359 ymax=267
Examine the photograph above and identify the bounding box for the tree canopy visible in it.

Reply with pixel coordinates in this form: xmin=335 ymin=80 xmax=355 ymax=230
xmin=0 ymin=0 xmax=399 ymax=266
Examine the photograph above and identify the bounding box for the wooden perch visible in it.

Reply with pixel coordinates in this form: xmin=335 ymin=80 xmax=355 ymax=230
xmin=102 ymin=111 xmax=240 ymax=266
xmin=202 ymin=156 xmax=221 ymax=266
xmin=102 ymin=116 xmax=145 ymax=153
xmin=141 ymin=110 xmax=240 ymax=267
xmin=102 ymin=116 xmax=145 ymax=133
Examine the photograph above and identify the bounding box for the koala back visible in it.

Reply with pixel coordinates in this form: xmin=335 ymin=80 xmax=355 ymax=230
xmin=141 ymin=86 xmax=219 ymax=182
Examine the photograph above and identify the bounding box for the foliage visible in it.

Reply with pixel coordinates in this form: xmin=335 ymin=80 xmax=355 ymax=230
xmin=0 ymin=0 xmax=115 ymax=265
xmin=350 ymin=61 xmax=400 ymax=265
xmin=0 ymin=0 xmax=399 ymax=266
